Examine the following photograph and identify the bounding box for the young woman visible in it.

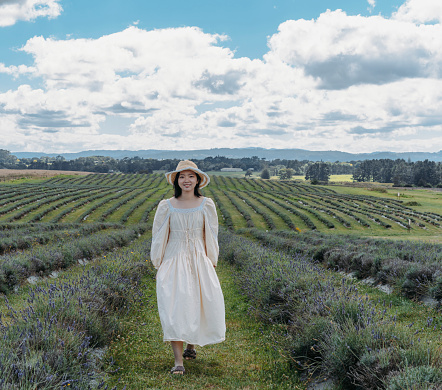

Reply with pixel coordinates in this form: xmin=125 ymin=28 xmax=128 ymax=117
xmin=150 ymin=160 xmax=225 ymax=375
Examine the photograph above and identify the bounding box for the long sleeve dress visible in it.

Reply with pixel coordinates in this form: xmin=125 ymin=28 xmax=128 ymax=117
xmin=150 ymin=197 xmax=226 ymax=346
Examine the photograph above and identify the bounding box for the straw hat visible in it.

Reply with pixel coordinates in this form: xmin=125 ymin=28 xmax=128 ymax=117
xmin=165 ymin=160 xmax=210 ymax=189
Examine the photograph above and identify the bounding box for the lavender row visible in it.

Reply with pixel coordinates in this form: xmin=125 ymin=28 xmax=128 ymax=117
xmin=119 ymin=188 xmax=162 ymax=224
xmin=205 ymin=188 xmax=234 ymax=231
xmin=0 ymin=222 xmax=123 ymax=255
xmin=0 ymin=224 xmax=147 ymax=294
xmin=0 ymin=238 xmax=153 ymax=389
xmin=219 ymin=230 xmax=442 ymax=389
xmin=245 ymin=228 xmax=442 ymax=302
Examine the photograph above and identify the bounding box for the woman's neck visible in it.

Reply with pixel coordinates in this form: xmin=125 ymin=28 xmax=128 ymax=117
xmin=177 ymin=192 xmax=199 ymax=201
xmin=171 ymin=193 xmax=203 ymax=209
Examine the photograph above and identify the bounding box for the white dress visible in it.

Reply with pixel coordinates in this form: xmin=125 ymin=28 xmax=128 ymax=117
xmin=150 ymin=197 xmax=226 ymax=346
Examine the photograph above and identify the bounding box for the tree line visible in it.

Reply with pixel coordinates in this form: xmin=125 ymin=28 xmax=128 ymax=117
xmin=352 ymin=158 xmax=442 ymax=187
xmin=0 ymin=150 xmax=353 ymax=176
xmin=1 ymin=149 xmax=441 ymax=187
xmin=299 ymin=159 xmax=441 ymax=187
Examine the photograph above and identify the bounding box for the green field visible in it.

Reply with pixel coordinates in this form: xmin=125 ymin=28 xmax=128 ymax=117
xmin=0 ymin=172 xmax=442 ymax=389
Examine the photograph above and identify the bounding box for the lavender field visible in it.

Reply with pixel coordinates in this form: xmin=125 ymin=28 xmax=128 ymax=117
xmin=0 ymin=172 xmax=441 ymax=389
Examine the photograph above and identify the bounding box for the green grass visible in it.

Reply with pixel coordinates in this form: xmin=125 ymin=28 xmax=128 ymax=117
xmin=105 ymin=260 xmax=302 ymax=389
xmin=326 ymin=184 xmax=442 ymax=242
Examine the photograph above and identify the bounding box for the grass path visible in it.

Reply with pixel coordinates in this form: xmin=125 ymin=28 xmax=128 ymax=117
xmin=105 ymin=261 xmax=302 ymax=389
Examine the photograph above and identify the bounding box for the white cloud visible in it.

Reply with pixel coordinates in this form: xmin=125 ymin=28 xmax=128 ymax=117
xmin=0 ymin=27 xmax=255 ymax=151
xmin=0 ymin=63 xmax=35 ymax=77
xmin=1 ymin=4 xmax=442 ymax=154
xmin=0 ymin=0 xmax=62 ymax=27
xmin=21 ymin=26 xmax=236 ymax=99
xmin=393 ymin=0 xmax=442 ymax=23
xmin=265 ymin=9 xmax=442 ymax=89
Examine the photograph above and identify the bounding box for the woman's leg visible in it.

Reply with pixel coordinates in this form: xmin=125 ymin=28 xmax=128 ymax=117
xmin=171 ymin=341 xmax=184 ymax=368
xmin=183 ymin=343 xmax=196 ymax=360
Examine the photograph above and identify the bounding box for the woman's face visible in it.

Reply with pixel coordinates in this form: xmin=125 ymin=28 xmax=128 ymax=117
xmin=177 ymin=170 xmax=198 ymax=193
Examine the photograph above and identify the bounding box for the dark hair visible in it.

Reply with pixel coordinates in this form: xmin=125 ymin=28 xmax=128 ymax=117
xmin=173 ymin=171 xmax=202 ymax=198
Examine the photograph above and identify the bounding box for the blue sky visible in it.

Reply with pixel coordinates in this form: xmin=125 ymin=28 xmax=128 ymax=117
xmin=2 ymin=1 xmax=403 ymax=64
xmin=1 ymin=0 xmax=441 ymax=153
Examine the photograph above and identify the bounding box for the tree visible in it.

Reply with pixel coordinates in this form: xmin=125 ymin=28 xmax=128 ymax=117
xmin=0 ymin=149 xmax=11 ymax=162
xmin=392 ymin=159 xmax=410 ymax=187
xmin=352 ymin=160 xmax=375 ymax=182
xmin=305 ymin=162 xmax=330 ymax=182
xmin=437 ymin=162 xmax=442 ymax=187
xmin=260 ymin=168 xmax=270 ymax=179
xmin=0 ymin=149 xmax=17 ymax=167
xmin=245 ymin=169 xmax=253 ymax=177
xmin=286 ymin=159 xmax=306 ymax=175
xmin=269 ymin=164 xmax=285 ymax=177
xmin=412 ymin=159 xmax=438 ymax=187
xmin=278 ymin=168 xmax=293 ymax=180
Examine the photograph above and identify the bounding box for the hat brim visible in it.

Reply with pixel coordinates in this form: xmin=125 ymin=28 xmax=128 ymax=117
xmin=165 ymin=167 xmax=210 ymax=189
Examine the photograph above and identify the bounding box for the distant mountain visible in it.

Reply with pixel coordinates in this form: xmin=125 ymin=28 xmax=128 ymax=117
xmin=12 ymin=148 xmax=442 ymax=162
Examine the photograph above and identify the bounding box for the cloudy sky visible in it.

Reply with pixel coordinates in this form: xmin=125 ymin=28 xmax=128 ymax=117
xmin=1 ymin=0 xmax=442 ymax=154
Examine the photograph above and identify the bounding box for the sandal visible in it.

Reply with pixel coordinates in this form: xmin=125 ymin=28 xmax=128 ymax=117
xmin=170 ymin=365 xmax=185 ymax=375
xmin=183 ymin=348 xmax=196 ymax=360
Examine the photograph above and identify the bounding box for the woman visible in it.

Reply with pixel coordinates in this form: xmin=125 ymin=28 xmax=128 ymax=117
xmin=150 ymin=160 xmax=226 ymax=375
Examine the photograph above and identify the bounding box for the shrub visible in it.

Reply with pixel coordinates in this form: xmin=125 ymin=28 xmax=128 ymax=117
xmin=290 ymin=316 xmax=330 ymax=363
xmin=429 ymin=275 xmax=442 ymax=303
xmin=369 ymin=187 xmax=388 ymax=193
xmin=404 ymin=201 xmax=422 ymax=206
xmin=260 ymin=168 xmax=270 ymax=179
xmin=401 ymin=266 xmax=434 ymax=298
xmin=385 ymin=366 xmax=442 ymax=390
xmin=351 ymin=253 xmax=374 ymax=279
xmin=352 ymin=348 xmax=402 ymax=390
